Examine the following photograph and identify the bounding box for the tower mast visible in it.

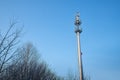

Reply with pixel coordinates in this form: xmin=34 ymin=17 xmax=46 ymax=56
xmin=75 ymin=13 xmax=83 ymax=80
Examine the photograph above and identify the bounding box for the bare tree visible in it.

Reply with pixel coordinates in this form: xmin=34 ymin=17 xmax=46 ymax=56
xmin=65 ymin=71 xmax=91 ymax=80
xmin=1 ymin=43 xmax=61 ymax=80
xmin=0 ymin=22 xmax=21 ymax=75
xmin=65 ymin=71 xmax=78 ymax=80
xmin=0 ymin=22 xmax=62 ymax=80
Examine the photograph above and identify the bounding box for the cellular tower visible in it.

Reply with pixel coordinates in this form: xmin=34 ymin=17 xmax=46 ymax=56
xmin=74 ymin=13 xmax=83 ymax=80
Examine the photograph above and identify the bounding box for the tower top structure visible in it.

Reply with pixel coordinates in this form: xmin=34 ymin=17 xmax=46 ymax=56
xmin=75 ymin=13 xmax=82 ymax=33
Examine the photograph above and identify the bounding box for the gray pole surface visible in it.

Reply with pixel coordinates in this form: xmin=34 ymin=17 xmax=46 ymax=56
xmin=76 ymin=31 xmax=83 ymax=80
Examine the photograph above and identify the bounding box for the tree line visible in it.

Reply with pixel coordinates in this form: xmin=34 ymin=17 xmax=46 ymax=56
xmin=0 ymin=22 xmax=62 ymax=80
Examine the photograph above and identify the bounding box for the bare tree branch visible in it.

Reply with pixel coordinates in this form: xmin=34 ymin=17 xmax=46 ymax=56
xmin=0 ymin=22 xmax=21 ymax=74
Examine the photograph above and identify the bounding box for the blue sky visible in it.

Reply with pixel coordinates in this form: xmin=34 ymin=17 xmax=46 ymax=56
xmin=0 ymin=0 xmax=120 ymax=80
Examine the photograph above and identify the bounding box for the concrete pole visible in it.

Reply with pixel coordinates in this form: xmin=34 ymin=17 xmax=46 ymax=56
xmin=76 ymin=31 xmax=83 ymax=80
